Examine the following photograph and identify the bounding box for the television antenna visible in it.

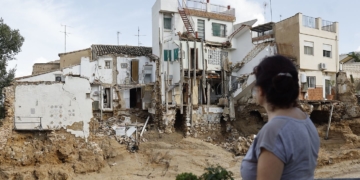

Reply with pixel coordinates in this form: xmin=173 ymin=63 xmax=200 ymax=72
xmin=117 ymin=31 xmax=121 ymax=45
xmin=60 ymin=24 xmax=71 ymax=53
xmin=134 ymin=27 xmax=146 ymax=46
xmin=263 ymin=2 xmax=268 ymax=20
xmin=269 ymin=0 xmax=273 ymax=22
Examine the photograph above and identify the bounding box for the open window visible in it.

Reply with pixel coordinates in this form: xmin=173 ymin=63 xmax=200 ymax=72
xmin=103 ymin=88 xmax=111 ymax=109
xmin=190 ymin=48 xmax=198 ymax=69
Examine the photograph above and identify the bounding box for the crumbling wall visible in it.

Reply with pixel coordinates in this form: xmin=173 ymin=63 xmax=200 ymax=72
xmin=14 ymin=77 xmax=93 ymax=138
xmin=0 ymin=86 xmax=15 ymax=150
xmin=337 ymin=72 xmax=360 ymax=119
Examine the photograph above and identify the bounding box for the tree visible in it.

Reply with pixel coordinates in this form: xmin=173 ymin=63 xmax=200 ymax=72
xmin=0 ymin=18 xmax=24 ymax=117
xmin=347 ymin=52 xmax=360 ymax=62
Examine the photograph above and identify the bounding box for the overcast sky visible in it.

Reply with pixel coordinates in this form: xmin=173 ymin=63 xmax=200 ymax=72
xmin=0 ymin=0 xmax=357 ymax=77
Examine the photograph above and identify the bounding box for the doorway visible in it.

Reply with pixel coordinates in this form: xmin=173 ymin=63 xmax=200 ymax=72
xmin=131 ymin=60 xmax=139 ymax=83
xmin=130 ymin=88 xmax=142 ymax=108
xmin=174 ymin=109 xmax=185 ymax=132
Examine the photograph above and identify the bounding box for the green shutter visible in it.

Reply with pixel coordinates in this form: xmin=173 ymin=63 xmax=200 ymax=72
xmin=164 ymin=50 xmax=168 ymax=61
xmin=164 ymin=50 xmax=172 ymax=61
xmin=174 ymin=48 xmax=179 ymax=60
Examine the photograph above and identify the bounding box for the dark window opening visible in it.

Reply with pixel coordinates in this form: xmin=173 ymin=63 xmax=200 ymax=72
xmin=164 ymin=16 xmax=172 ymax=30
xmin=323 ymin=50 xmax=331 ymax=57
xmin=208 ymin=78 xmax=222 ymax=105
xmin=190 ymin=48 xmax=198 ymax=70
xmin=103 ymin=88 xmax=111 ymax=109
xmin=174 ymin=109 xmax=185 ymax=133
xmin=130 ymin=88 xmax=142 ymax=108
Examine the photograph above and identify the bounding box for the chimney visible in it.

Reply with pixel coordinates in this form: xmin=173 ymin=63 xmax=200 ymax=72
xmin=228 ymin=5 xmax=230 ymax=10
xmin=195 ymin=32 xmax=198 ymax=38
xmin=207 ymin=0 xmax=209 ymax=3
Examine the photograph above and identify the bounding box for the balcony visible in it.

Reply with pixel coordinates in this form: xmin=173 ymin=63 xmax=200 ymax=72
xmin=179 ymin=0 xmax=236 ymax=22
xmin=251 ymin=22 xmax=275 ymax=43
xmin=302 ymin=14 xmax=336 ymax=33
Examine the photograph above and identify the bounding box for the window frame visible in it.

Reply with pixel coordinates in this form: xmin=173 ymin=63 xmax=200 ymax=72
xmin=105 ymin=60 xmax=111 ymax=69
xmin=307 ymin=76 xmax=316 ymax=89
xmin=323 ymin=44 xmax=332 ymax=58
xmin=212 ymin=23 xmax=226 ymax=37
xmin=163 ymin=15 xmax=172 ymax=30
xmin=304 ymin=41 xmax=314 ymax=55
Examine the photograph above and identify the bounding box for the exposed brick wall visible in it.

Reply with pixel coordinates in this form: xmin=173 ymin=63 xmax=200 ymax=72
xmin=307 ymin=86 xmax=323 ymax=100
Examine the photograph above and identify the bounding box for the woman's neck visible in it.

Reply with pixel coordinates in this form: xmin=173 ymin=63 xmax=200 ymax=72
xmin=265 ymin=106 xmax=305 ymax=121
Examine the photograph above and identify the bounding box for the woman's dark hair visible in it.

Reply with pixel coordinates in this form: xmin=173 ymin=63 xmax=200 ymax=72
xmin=253 ymin=55 xmax=299 ymax=110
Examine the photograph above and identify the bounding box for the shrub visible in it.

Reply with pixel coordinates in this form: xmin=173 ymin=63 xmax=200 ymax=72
xmin=198 ymin=165 xmax=234 ymax=180
xmin=176 ymin=172 xmax=198 ymax=180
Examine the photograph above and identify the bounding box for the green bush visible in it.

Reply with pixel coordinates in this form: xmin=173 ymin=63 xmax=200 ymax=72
xmin=198 ymin=165 xmax=234 ymax=180
xmin=176 ymin=172 xmax=198 ymax=180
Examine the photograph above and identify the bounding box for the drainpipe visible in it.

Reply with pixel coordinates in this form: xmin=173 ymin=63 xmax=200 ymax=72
xmin=186 ymin=40 xmax=191 ymax=128
xmin=180 ymin=42 xmax=184 ymax=114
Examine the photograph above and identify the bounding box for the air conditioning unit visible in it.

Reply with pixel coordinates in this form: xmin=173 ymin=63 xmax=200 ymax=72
xmin=319 ymin=63 xmax=327 ymax=70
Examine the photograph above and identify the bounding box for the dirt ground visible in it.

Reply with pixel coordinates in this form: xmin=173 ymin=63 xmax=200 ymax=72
xmin=2 ymin=118 xmax=360 ymax=179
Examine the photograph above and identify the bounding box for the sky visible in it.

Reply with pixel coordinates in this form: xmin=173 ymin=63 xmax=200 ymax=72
xmin=0 ymin=0 xmax=358 ymax=77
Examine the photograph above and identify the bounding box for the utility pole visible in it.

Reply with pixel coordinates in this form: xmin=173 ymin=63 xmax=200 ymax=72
xmin=117 ymin=31 xmax=121 ymax=45
xmin=270 ymin=0 xmax=273 ymax=22
xmin=60 ymin=24 xmax=71 ymax=53
xmin=134 ymin=27 xmax=146 ymax=46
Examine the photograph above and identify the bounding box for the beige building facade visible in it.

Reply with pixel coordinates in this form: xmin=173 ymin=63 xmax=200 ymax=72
xmin=274 ymin=13 xmax=339 ymax=100
xmin=59 ymin=48 xmax=92 ymax=69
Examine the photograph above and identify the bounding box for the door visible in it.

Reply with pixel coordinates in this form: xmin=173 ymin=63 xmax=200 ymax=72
xmin=325 ymin=79 xmax=330 ymax=97
xmin=131 ymin=60 xmax=139 ymax=83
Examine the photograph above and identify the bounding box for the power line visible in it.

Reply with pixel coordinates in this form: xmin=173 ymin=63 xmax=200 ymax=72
xmin=60 ymin=24 xmax=71 ymax=53
xmin=134 ymin=27 xmax=146 ymax=46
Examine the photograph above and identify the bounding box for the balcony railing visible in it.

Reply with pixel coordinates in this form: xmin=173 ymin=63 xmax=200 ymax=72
xmin=322 ymin=19 xmax=336 ymax=32
xmin=302 ymin=15 xmax=316 ymax=29
xmin=183 ymin=0 xmax=235 ymax=16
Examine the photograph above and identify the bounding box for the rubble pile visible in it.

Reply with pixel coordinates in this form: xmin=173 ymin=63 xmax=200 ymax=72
xmin=97 ymin=115 xmax=149 ymax=153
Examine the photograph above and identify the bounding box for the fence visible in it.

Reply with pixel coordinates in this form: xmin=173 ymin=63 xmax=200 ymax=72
xmin=322 ymin=19 xmax=336 ymax=32
xmin=180 ymin=0 xmax=235 ymax=16
xmin=186 ymin=0 xmax=206 ymax=11
xmin=302 ymin=15 xmax=317 ymax=29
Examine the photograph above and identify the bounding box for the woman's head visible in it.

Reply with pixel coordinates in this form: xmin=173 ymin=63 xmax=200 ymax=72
xmin=253 ymin=55 xmax=299 ymax=111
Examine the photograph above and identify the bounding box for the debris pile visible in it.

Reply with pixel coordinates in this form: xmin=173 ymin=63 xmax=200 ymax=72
xmin=98 ymin=115 xmax=150 ymax=152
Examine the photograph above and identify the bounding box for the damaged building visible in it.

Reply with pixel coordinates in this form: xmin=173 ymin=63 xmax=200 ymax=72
xmin=13 ymin=45 xmax=158 ymax=139
xmin=151 ymin=0 xmax=340 ymax=137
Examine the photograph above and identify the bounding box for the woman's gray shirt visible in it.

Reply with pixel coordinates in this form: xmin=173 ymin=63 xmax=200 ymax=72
xmin=241 ymin=116 xmax=320 ymax=180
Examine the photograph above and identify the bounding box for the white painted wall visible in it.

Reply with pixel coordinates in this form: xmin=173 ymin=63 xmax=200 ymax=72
xmin=117 ymin=56 xmax=156 ymax=84
xmin=17 ymin=71 xmax=62 ymax=82
xmin=230 ymin=29 xmax=254 ymax=64
xmin=15 ymin=77 xmax=92 ymax=139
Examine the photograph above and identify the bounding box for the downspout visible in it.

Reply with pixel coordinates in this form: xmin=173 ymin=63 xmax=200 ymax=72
xmin=186 ymin=40 xmax=191 ymax=128
xmin=180 ymin=42 xmax=184 ymax=114
xmin=201 ymin=40 xmax=206 ymax=104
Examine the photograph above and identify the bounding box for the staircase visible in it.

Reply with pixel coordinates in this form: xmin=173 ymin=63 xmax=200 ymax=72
xmin=178 ymin=0 xmax=195 ymax=35
xmin=232 ymin=42 xmax=271 ymax=72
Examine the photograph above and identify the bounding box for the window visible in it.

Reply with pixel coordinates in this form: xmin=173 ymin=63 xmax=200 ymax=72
xmin=55 ymin=75 xmax=62 ymax=82
xmin=212 ymin=23 xmax=226 ymax=37
xmin=164 ymin=50 xmax=172 ymax=61
xmin=307 ymin=76 xmax=316 ymax=88
xmin=323 ymin=44 xmax=332 ymax=58
xmin=105 ymin=61 xmax=111 ymax=69
xmin=304 ymin=41 xmax=314 ymax=55
xmin=198 ymin=19 xmax=205 ymax=40
xmin=174 ymin=48 xmax=179 ymax=60
xmin=164 ymin=16 xmax=172 ymax=30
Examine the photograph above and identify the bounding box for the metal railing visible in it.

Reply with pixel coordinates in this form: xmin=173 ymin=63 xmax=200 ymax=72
xmin=302 ymin=15 xmax=316 ymax=29
xmin=209 ymin=3 xmax=235 ymax=16
xmin=14 ymin=116 xmax=43 ymax=130
xmin=179 ymin=0 xmax=235 ymax=16
xmin=186 ymin=0 xmax=206 ymax=11
xmin=322 ymin=19 xmax=336 ymax=32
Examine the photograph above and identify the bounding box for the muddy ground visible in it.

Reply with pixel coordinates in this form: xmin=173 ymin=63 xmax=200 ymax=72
xmin=1 ymin=118 xmax=360 ymax=179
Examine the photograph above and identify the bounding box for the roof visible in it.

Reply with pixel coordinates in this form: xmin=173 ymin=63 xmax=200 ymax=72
xmin=251 ymin=22 xmax=275 ymax=32
xmin=91 ymin=44 xmax=153 ymax=58
xmin=233 ymin=19 xmax=257 ymax=30
xmin=15 ymin=69 xmax=62 ymax=80
xmin=340 ymin=51 xmax=360 ymax=63
xmin=58 ymin=48 xmax=91 ymax=57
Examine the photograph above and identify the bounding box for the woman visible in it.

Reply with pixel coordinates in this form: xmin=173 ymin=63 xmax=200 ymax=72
xmin=240 ymin=55 xmax=320 ymax=180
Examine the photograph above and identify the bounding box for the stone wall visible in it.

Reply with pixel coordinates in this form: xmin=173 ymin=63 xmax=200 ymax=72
xmin=337 ymin=72 xmax=360 ymax=119
xmin=32 ymin=63 xmax=60 ymax=75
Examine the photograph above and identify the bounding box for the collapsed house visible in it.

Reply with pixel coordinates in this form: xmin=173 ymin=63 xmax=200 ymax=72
xmin=13 ymin=45 xmax=158 ymax=139
xmin=151 ymin=0 xmax=341 ymax=136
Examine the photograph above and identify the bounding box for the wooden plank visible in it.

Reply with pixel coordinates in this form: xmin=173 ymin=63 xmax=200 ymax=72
xmin=131 ymin=60 xmax=139 ymax=83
